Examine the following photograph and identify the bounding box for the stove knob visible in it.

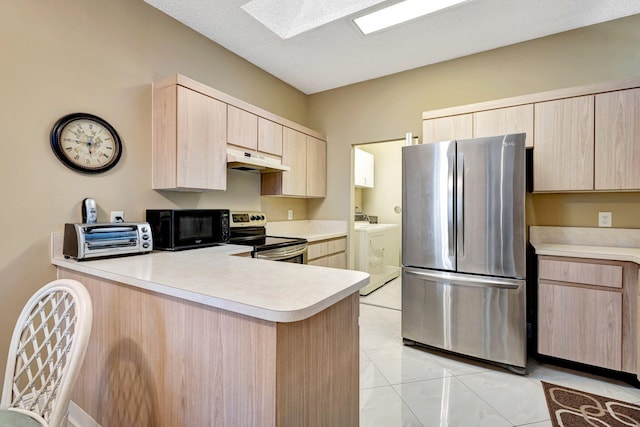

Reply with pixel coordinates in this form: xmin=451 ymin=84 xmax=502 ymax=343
xmin=260 ymin=215 xmax=265 ymax=220
xmin=251 ymin=215 xmax=256 ymax=220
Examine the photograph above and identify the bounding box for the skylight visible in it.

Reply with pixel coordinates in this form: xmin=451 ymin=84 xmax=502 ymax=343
xmin=241 ymin=0 xmax=387 ymax=39
xmin=354 ymin=0 xmax=469 ymax=35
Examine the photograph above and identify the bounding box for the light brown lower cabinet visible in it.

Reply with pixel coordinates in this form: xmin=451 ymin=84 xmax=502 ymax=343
xmin=307 ymin=237 xmax=347 ymax=269
xmin=58 ymin=268 xmax=359 ymax=427
xmin=537 ymin=256 xmax=637 ymax=374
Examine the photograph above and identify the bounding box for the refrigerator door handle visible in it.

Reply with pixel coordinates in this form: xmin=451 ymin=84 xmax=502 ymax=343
xmin=405 ymin=269 xmax=522 ymax=290
xmin=447 ymin=153 xmax=455 ymax=257
xmin=456 ymin=153 xmax=464 ymax=257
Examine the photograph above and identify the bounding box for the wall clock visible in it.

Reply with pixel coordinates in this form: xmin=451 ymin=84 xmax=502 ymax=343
xmin=50 ymin=112 xmax=123 ymax=173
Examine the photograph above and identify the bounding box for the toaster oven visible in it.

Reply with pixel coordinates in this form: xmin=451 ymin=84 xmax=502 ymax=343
xmin=63 ymin=222 xmax=153 ymax=260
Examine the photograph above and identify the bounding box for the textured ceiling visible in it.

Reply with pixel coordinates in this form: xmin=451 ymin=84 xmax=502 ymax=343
xmin=144 ymin=0 xmax=640 ymax=94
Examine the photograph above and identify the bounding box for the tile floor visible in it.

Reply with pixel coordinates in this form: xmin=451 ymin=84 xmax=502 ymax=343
xmin=358 ymin=279 xmax=640 ymax=426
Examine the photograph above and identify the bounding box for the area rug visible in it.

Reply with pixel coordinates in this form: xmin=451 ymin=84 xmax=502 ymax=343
xmin=542 ymin=381 xmax=640 ymax=426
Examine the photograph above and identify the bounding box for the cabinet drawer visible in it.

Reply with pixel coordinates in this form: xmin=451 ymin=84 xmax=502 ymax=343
xmin=538 ymin=257 xmax=622 ymax=288
xmin=327 ymin=238 xmax=346 ymax=255
xmin=307 ymin=241 xmax=328 ymax=260
xmin=327 ymin=253 xmax=346 ymax=269
xmin=307 ymin=257 xmax=328 ymax=267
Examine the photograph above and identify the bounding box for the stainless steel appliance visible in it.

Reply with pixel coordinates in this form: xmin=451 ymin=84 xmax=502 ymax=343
xmin=402 ymin=133 xmax=527 ymax=373
xmin=230 ymin=211 xmax=307 ymax=263
xmin=145 ymin=209 xmax=229 ymax=250
xmin=63 ymin=222 xmax=153 ymax=260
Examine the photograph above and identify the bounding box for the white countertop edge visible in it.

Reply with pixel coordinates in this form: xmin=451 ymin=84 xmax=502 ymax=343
xmin=304 ymin=232 xmax=347 ymax=242
xmin=531 ymin=243 xmax=640 ymax=264
xmin=50 ymin=233 xmax=369 ymax=323
xmin=52 ymin=256 xmax=368 ymax=322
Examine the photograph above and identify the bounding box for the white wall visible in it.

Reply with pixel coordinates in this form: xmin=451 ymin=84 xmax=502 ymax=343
xmin=359 ymin=140 xmax=404 ymax=228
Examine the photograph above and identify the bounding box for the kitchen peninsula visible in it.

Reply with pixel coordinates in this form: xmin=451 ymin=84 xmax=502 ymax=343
xmin=50 ymin=234 xmax=369 ymax=427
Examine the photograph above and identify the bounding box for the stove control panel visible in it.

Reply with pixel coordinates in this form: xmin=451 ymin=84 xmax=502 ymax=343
xmin=230 ymin=211 xmax=267 ymax=227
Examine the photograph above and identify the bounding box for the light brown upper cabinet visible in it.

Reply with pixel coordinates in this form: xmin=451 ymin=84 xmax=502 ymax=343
xmin=152 ymin=85 xmax=227 ymax=191
xmin=473 ymin=105 xmax=534 ymax=148
xmin=306 ymin=136 xmax=327 ymax=197
xmin=595 ymin=88 xmax=640 ymax=190
xmin=258 ymin=118 xmax=283 ymax=156
xmin=261 ymin=128 xmax=326 ymax=198
xmin=227 ymin=105 xmax=258 ymax=151
xmin=422 ymin=114 xmax=472 ymax=144
xmin=262 ymin=127 xmax=307 ymax=197
xmin=533 ymin=96 xmax=595 ymax=192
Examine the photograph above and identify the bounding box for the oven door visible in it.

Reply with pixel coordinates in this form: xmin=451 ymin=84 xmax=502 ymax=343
xmin=255 ymin=243 xmax=307 ymax=264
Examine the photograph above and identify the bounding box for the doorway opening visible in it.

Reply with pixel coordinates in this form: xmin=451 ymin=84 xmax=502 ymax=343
xmin=351 ymin=137 xmax=408 ymax=310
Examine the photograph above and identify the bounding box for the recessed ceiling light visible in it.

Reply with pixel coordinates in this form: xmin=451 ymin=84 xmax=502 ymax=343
xmin=354 ymin=0 xmax=469 ymax=35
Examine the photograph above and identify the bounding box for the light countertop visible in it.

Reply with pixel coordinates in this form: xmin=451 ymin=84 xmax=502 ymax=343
xmin=529 ymin=226 xmax=640 ymax=264
xmin=266 ymin=220 xmax=347 ymax=242
xmin=51 ymin=233 xmax=369 ymax=323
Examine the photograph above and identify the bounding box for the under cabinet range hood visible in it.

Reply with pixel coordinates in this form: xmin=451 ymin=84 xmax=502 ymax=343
xmin=226 ymin=148 xmax=291 ymax=173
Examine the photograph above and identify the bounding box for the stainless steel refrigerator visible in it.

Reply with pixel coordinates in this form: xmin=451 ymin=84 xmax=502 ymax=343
xmin=401 ymin=133 xmax=527 ymax=372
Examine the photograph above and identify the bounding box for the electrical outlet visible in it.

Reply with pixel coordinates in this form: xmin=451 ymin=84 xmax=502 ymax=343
xmin=598 ymin=211 xmax=612 ymax=227
xmin=110 ymin=211 xmax=124 ymax=223
xmin=287 ymin=209 xmax=293 ymax=220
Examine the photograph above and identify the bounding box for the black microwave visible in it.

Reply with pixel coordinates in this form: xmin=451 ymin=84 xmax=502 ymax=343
xmin=146 ymin=209 xmax=230 ymax=251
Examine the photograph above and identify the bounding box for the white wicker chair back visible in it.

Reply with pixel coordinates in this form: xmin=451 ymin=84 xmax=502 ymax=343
xmin=1 ymin=279 xmax=92 ymax=427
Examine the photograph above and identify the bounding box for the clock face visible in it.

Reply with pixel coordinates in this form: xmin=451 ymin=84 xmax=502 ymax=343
xmin=51 ymin=113 xmax=122 ymax=173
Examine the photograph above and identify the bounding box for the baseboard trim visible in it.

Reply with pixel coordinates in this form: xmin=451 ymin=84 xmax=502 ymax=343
xmin=68 ymin=401 xmax=100 ymax=427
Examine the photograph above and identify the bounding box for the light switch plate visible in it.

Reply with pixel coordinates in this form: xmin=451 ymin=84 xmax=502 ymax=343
xmin=598 ymin=211 xmax=612 ymax=227
xmin=287 ymin=210 xmax=293 ymax=220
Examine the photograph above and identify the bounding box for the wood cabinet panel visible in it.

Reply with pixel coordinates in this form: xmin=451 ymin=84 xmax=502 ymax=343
xmin=423 ymin=114 xmax=472 ymax=144
xmin=538 ymin=282 xmax=622 ymax=370
xmin=473 ymin=104 xmax=534 ymax=148
xmin=152 ymin=86 xmax=227 ymax=190
xmin=276 ymin=293 xmax=359 ymax=426
xmin=307 ymin=237 xmax=346 ymax=269
xmin=261 ymin=129 xmax=326 ymax=198
xmin=61 ymin=268 xmax=359 ymax=427
xmin=281 ymin=128 xmax=307 ymax=196
xmin=538 ymin=257 xmax=623 ymax=288
xmin=595 ymin=88 xmax=640 ymax=190
xmin=306 ymin=136 xmax=326 ymax=197
xmin=307 ymin=241 xmax=328 ymax=260
xmin=227 ymin=105 xmax=258 ymax=151
xmin=258 ymin=118 xmax=283 ymax=156
xmin=533 ymin=96 xmax=594 ymax=191
xmin=327 ymin=238 xmax=346 ymax=254
xmin=307 ymin=258 xmax=328 ymax=267
xmin=176 ymin=87 xmax=227 ymax=190
xmin=152 ymin=85 xmax=227 ymax=191
xmin=327 ymin=253 xmax=347 ymax=269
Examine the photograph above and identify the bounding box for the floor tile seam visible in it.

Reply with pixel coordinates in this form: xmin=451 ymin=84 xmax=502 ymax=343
xmin=359 ymin=383 xmax=393 ymax=391
xmin=514 ymin=420 xmax=552 ymax=427
xmin=384 ymin=372 xmax=454 ymax=388
xmin=386 ymin=382 xmax=426 ymax=427
xmin=453 ymin=373 xmax=527 ymax=426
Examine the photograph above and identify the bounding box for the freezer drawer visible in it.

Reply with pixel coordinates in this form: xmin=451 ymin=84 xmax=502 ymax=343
xmin=402 ymin=267 xmax=526 ymax=369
